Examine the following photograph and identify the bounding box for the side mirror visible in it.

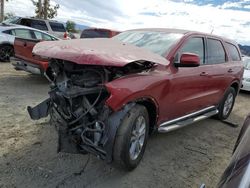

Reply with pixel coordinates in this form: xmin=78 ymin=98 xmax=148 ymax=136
xmin=175 ymin=53 xmax=200 ymax=67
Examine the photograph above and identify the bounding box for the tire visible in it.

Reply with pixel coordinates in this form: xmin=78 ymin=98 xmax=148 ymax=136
xmin=0 ymin=45 xmax=14 ymax=62
xmin=113 ymin=104 xmax=149 ymax=171
xmin=217 ymin=87 xmax=236 ymax=120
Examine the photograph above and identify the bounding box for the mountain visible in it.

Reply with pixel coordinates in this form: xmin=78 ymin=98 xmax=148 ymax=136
xmin=239 ymin=44 xmax=250 ymax=56
xmin=75 ymin=23 xmax=90 ymax=31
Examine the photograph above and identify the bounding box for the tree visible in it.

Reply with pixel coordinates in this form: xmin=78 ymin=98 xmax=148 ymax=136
xmin=0 ymin=0 xmax=9 ymax=22
xmin=4 ymin=12 xmax=14 ymax=20
xmin=31 ymin=0 xmax=59 ymax=19
xmin=66 ymin=20 xmax=76 ymax=32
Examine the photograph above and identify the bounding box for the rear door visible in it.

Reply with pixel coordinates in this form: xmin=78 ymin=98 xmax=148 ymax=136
xmin=202 ymin=37 xmax=231 ymax=105
xmin=14 ymin=29 xmax=55 ymax=69
xmin=13 ymin=29 xmax=38 ymax=62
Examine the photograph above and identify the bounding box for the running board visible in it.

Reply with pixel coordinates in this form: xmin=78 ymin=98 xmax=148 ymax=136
xmin=158 ymin=108 xmax=218 ymax=133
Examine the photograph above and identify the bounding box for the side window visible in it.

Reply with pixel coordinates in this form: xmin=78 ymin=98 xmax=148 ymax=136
xmin=33 ymin=31 xmax=55 ymax=41
xmin=207 ymin=38 xmax=226 ymax=64
xmin=33 ymin=31 xmax=43 ymax=40
xmin=176 ymin=37 xmax=205 ymax=64
xmin=49 ymin=22 xmax=66 ymax=32
xmin=226 ymin=43 xmax=241 ymax=61
xmin=31 ymin=20 xmax=48 ymax=31
xmin=20 ymin=18 xmax=48 ymax=31
xmin=14 ymin=29 xmax=34 ymax=39
xmin=2 ymin=30 xmax=11 ymax=35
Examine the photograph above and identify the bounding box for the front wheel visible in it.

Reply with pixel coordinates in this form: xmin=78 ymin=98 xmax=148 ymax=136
xmin=217 ymin=87 xmax=236 ymax=120
xmin=113 ymin=104 xmax=149 ymax=171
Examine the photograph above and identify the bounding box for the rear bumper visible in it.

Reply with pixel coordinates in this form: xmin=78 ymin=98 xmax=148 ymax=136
xmin=11 ymin=57 xmax=42 ymax=75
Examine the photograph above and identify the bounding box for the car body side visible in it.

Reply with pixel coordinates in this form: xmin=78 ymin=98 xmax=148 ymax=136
xmin=104 ymin=32 xmax=243 ymax=126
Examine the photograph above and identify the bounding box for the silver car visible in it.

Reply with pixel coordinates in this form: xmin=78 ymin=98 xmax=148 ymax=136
xmin=241 ymin=57 xmax=250 ymax=91
xmin=0 ymin=23 xmax=59 ymax=61
xmin=3 ymin=17 xmax=67 ymax=39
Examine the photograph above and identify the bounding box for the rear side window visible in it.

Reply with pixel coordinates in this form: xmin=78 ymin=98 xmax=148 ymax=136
xmin=20 ymin=18 xmax=48 ymax=31
xmin=226 ymin=43 xmax=241 ymax=61
xmin=49 ymin=22 xmax=66 ymax=32
xmin=207 ymin=38 xmax=226 ymax=64
xmin=2 ymin=30 xmax=11 ymax=34
xmin=13 ymin=29 xmax=34 ymax=39
xmin=33 ymin=31 xmax=57 ymax=41
xmin=81 ymin=30 xmax=110 ymax=38
xmin=177 ymin=37 xmax=205 ymax=64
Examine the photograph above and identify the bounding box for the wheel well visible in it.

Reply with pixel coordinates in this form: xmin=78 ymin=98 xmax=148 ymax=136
xmin=231 ymin=82 xmax=239 ymax=93
xmin=0 ymin=43 xmax=13 ymax=48
xmin=136 ymin=99 xmax=158 ymax=134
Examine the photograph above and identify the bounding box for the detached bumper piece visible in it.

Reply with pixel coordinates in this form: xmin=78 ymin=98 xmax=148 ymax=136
xmin=11 ymin=57 xmax=42 ymax=75
xmin=27 ymin=98 xmax=51 ymax=120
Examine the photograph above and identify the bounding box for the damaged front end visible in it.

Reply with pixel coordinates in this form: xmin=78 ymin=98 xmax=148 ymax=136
xmin=28 ymin=59 xmax=154 ymax=162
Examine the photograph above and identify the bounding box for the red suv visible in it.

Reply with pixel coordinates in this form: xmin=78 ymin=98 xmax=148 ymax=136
xmin=28 ymin=29 xmax=243 ymax=170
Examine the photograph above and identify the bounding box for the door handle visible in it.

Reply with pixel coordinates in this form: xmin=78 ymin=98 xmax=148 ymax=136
xmin=23 ymin=42 xmax=27 ymax=47
xmin=200 ymin=72 xmax=209 ymax=76
xmin=228 ymin=69 xmax=233 ymax=73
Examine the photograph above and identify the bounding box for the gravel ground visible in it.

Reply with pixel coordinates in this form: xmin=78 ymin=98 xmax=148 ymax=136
xmin=0 ymin=62 xmax=249 ymax=188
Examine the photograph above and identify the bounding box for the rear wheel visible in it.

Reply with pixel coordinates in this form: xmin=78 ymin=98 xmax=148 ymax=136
xmin=113 ymin=104 xmax=149 ymax=171
xmin=217 ymin=87 xmax=236 ymax=120
xmin=0 ymin=45 xmax=14 ymax=62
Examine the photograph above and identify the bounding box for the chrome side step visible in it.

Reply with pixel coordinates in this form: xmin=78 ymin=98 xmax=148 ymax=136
xmin=158 ymin=107 xmax=218 ymax=133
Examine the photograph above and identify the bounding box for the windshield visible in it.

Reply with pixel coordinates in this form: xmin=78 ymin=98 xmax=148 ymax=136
xmin=243 ymin=58 xmax=250 ymax=70
xmin=2 ymin=16 xmax=20 ymax=24
xmin=113 ymin=31 xmax=183 ymax=56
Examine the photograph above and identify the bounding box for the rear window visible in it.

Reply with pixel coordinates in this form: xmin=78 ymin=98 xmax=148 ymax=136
xmin=207 ymin=38 xmax=226 ymax=64
xmin=226 ymin=43 xmax=241 ymax=61
xmin=81 ymin=30 xmax=110 ymax=38
xmin=49 ymin=22 xmax=66 ymax=32
xmin=20 ymin=18 xmax=48 ymax=31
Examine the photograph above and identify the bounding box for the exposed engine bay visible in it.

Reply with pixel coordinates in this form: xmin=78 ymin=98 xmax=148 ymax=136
xmin=27 ymin=59 xmax=155 ymax=161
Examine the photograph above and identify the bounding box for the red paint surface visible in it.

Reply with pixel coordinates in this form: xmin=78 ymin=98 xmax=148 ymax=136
xmin=33 ymin=29 xmax=244 ymax=126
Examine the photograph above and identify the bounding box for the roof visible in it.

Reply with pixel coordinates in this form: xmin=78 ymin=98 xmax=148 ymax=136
xmin=0 ymin=23 xmax=59 ymax=39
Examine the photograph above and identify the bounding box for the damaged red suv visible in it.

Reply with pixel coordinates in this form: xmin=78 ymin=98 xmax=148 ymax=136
xmin=28 ymin=29 xmax=243 ymax=170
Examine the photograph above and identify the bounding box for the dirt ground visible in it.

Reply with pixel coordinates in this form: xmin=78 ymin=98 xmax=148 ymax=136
xmin=0 ymin=62 xmax=249 ymax=188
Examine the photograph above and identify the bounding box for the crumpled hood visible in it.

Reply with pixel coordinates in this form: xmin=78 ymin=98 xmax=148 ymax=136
xmin=32 ymin=38 xmax=169 ymax=67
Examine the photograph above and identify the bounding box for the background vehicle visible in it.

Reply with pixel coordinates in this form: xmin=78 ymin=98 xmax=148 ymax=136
xmin=28 ymin=29 xmax=243 ymax=170
xmin=218 ymin=114 xmax=250 ymax=188
xmin=80 ymin=28 xmax=120 ymax=38
xmin=3 ymin=16 xmax=68 ymax=39
xmin=12 ymin=32 xmax=59 ymax=75
xmin=0 ymin=23 xmax=58 ymax=62
xmin=241 ymin=56 xmax=250 ymax=91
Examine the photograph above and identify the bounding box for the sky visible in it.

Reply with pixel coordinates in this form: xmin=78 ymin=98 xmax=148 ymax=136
xmin=5 ymin=0 xmax=250 ymax=45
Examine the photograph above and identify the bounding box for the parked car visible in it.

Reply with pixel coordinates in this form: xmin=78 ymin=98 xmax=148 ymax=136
xmin=80 ymin=28 xmax=120 ymax=38
xmin=241 ymin=56 xmax=250 ymax=91
xmin=27 ymin=29 xmax=243 ymax=170
xmin=0 ymin=23 xmax=58 ymax=62
xmin=217 ymin=113 xmax=250 ymax=188
xmin=3 ymin=16 xmax=68 ymax=39
xmin=12 ymin=34 xmax=59 ymax=75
